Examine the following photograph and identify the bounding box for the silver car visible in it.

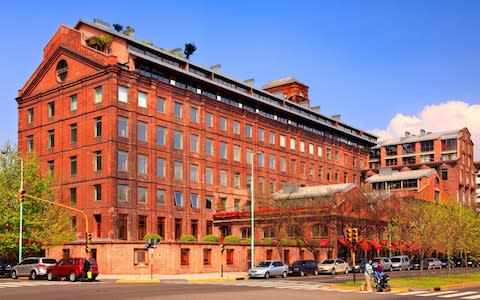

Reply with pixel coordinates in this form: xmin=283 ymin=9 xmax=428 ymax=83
xmin=372 ymin=257 xmax=393 ymax=272
xmin=318 ymin=258 xmax=349 ymax=275
xmin=248 ymin=260 xmax=288 ymax=279
xmin=425 ymin=258 xmax=442 ymax=269
xmin=11 ymin=257 xmax=57 ymax=280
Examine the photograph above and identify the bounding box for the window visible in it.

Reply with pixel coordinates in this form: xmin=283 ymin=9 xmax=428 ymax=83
xmin=310 ymin=165 xmax=315 ymax=177
xmin=174 ymin=102 xmax=183 ymax=118
xmin=246 ymin=148 xmax=253 ymax=165
xmin=205 ymin=112 xmax=213 ymax=127
xmin=205 ymin=138 xmax=213 ymax=156
xmin=234 ymin=199 xmax=240 ymax=211
xmin=318 ymin=145 xmax=323 ymax=158
xmin=181 ymin=248 xmax=190 ymax=266
xmin=257 ymin=152 xmax=264 ymax=168
xmin=386 ymin=158 xmax=397 ymax=166
xmin=220 ymin=197 xmax=227 ymax=211
xmin=269 ymin=131 xmax=275 ymax=145
xmin=233 ymin=172 xmax=241 ymax=189
xmin=94 ymin=184 xmax=102 ymax=201
xmin=269 ymin=154 xmax=275 ymax=170
xmin=386 ymin=145 xmax=397 ymax=156
xmin=48 ymin=160 xmax=54 ymax=173
xmin=70 ymin=156 xmax=77 ymax=176
xmin=190 ymin=194 xmax=199 ymax=209
xmin=233 ymin=121 xmax=240 ymax=135
xmin=334 ymin=150 xmax=339 ymax=161
xmin=206 ymin=195 xmax=213 ymax=209
xmin=190 ymin=107 xmax=198 ymax=123
xmin=48 ymin=129 xmax=55 ymax=148
xmin=156 ymin=158 xmax=165 ymax=177
xmin=263 ymin=227 xmax=276 ymax=238
xmin=174 ymin=161 xmax=183 ymax=180
xmin=138 ymin=91 xmax=147 ymax=108
xmin=94 ymin=86 xmax=102 ymax=104
xmin=137 ymin=121 xmax=147 ymax=142
xmin=241 ymin=227 xmax=251 ymax=239
xmin=300 ymin=141 xmax=305 ymax=153
xmin=27 ymin=108 xmax=34 ymax=124
xmin=118 ymin=214 xmax=127 ymax=240
xmin=157 ymin=97 xmax=165 ymax=113
xmin=220 ymin=116 xmax=227 ymax=131
xmin=226 ymin=249 xmax=234 ymax=265
xmin=309 ymin=143 xmax=314 ymax=155
xmin=403 ymin=156 xmax=416 ymax=165
xmin=442 ymin=139 xmax=457 ymax=151
xmin=287 ymin=224 xmax=301 ymax=238
xmin=70 ymin=124 xmax=77 ymax=144
xmin=118 ymin=184 xmax=129 ymax=202
xmin=420 ymin=154 xmax=434 ymax=163
xmin=118 ymin=117 xmax=128 ymax=137
xmin=258 ymin=128 xmax=265 ymax=142
xmin=156 ymin=189 xmax=165 ymax=206
xmin=290 ymin=159 xmax=296 ymax=174
xmin=269 ymin=180 xmax=276 ymax=193
xmin=205 ymin=167 xmax=213 ymax=185
xmin=134 ymin=249 xmax=147 ymax=266
xmin=245 ymin=124 xmax=252 ymax=138
xmin=318 ymin=166 xmax=323 ymax=179
xmin=70 ymin=94 xmax=77 ymax=112
xmin=157 ymin=217 xmax=165 ymax=238
xmin=93 ymin=151 xmax=102 ymax=172
xmin=206 ymin=221 xmax=213 ymax=235
xmin=138 ymin=216 xmax=147 ymax=240
xmin=220 ymin=142 xmax=227 ymax=159
xmin=441 ymin=169 xmax=448 ymax=180
xmin=190 ymin=164 xmax=199 ymax=182
xmin=174 ymin=191 xmax=184 ymax=207
xmin=71 ymin=216 xmax=77 ymax=231
xmin=280 ymin=135 xmax=286 ymax=147
xmin=137 ymin=187 xmax=147 ymax=203
xmin=402 ymin=143 xmax=415 ymax=154
xmin=258 ymin=177 xmax=265 ymax=193
xmin=220 ymin=170 xmax=228 ymax=187
xmin=191 ymin=220 xmax=198 ymax=238
xmin=156 ymin=126 xmax=165 ymax=145
xmin=70 ymin=187 xmax=77 ymax=204
xmin=137 ymin=154 xmax=148 ymax=175
xmin=174 ymin=130 xmax=183 ymax=149
xmin=233 ymin=145 xmax=241 ymax=162
xmin=421 ymin=140 xmax=434 ymax=152
xmin=48 ymin=102 xmax=55 ymax=117
xmin=94 ymin=117 xmax=102 ymax=137
xmin=118 ymin=151 xmax=128 ymax=172
xmin=203 ymin=249 xmax=212 ymax=265
xmin=118 ymin=86 xmax=129 ymax=103
xmin=290 ymin=137 xmax=296 ymax=150
xmin=175 ymin=219 xmax=182 ymax=240
xmin=280 ymin=157 xmax=286 ymax=172
xmin=326 ymin=148 xmax=331 ymax=160
xmin=27 ymin=135 xmax=34 ymax=152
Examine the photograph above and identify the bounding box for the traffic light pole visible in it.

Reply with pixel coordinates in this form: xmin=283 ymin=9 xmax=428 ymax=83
xmin=18 ymin=158 xmax=23 ymax=264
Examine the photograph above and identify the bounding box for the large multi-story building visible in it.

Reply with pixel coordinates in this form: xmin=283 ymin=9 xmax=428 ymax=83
xmin=364 ymin=128 xmax=476 ymax=206
xmin=17 ymin=18 xmax=377 ymax=258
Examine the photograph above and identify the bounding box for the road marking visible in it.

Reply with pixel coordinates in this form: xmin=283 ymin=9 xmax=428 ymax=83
xmin=461 ymin=294 xmax=480 ymax=299
xmin=417 ymin=291 xmax=459 ymax=297
xmin=396 ymin=291 xmax=430 ymax=296
xmin=439 ymin=292 xmax=479 ymax=298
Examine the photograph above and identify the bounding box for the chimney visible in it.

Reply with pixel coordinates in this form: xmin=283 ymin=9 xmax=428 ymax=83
xmin=262 ymin=77 xmax=309 ymax=106
xmin=331 ymin=114 xmax=341 ymax=122
xmin=405 ymin=131 xmax=411 ymax=137
xmin=420 ymin=129 xmax=426 ymax=136
xmin=210 ymin=64 xmax=221 ymax=73
xmin=244 ymin=78 xmax=255 ymax=87
xmin=311 ymin=106 xmax=321 ymax=113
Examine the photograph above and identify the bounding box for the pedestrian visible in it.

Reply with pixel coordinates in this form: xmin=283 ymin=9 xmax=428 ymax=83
xmin=362 ymin=259 xmax=373 ymax=292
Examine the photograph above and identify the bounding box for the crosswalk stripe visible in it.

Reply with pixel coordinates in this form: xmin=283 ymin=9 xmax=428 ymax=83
xmin=417 ymin=291 xmax=459 ymax=297
xmin=396 ymin=291 xmax=431 ymax=296
xmin=461 ymin=294 xmax=480 ymax=300
xmin=439 ymin=292 xmax=479 ymax=298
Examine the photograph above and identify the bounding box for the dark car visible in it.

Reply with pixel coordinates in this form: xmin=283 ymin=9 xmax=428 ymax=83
xmin=352 ymin=258 xmax=368 ymax=273
xmin=467 ymin=258 xmax=480 ymax=268
xmin=0 ymin=258 xmax=16 ymax=277
xmin=47 ymin=258 xmax=99 ymax=282
xmin=453 ymin=258 xmax=479 ymax=268
xmin=440 ymin=258 xmax=455 ymax=269
xmin=288 ymin=260 xmax=318 ymax=276
xmin=410 ymin=259 xmax=425 ymax=270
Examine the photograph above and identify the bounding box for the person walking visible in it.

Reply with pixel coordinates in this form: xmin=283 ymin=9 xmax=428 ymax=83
xmin=362 ymin=259 xmax=374 ymax=292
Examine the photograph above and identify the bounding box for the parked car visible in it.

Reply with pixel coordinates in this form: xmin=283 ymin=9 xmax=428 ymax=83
xmin=410 ymin=259 xmax=423 ymax=270
xmin=390 ymin=255 xmax=411 ymax=271
xmin=352 ymin=258 xmax=368 ymax=273
xmin=47 ymin=257 xmax=98 ymax=282
xmin=372 ymin=257 xmax=393 ymax=272
xmin=453 ymin=258 xmax=479 ymax=268
xmin=11 ymin=257 xmax=57 ymax=280
xmin=248 ymin=260 xmax=288 ymax=279
xmin=317 ymin=259 xmax=349 ymax=275
xmin=424 ymin=258 xmax=442 ymax=269
xmin=467 ymin=258 xmax=480 ymax=268
xmin=0 ymin=258 xmax=16 ymax=277
xmin=440 ymin=258 xmax=455 ymax=269
xmin=288 ymin=260 xmax=318 ymax=276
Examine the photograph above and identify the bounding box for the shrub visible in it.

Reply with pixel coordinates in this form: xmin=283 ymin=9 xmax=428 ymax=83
xmin=279 ymin=238 xmax=296 ymax=246
xmin=143 ymin=234 xmax=163 ymax=241
xmin=202 ymin=234 xmax=219 ymax=242
xmin=179 ymin=234 xmax=197 ymax=242
xmin=241 ymin=238 xmax=258 ymax=244
xmin=223 ymin=235 xmax=241 ymax=243
xmin=262 ymin=238 xmax=275 ymax=245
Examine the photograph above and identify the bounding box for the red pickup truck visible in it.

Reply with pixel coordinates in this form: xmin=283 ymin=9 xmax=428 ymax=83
xmin=47 ymin=258 xmax=99 ymax=282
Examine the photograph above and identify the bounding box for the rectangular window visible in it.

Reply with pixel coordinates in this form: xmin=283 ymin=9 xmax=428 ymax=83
xmin=258 ymin=177 xmax=265 ymax=193
xmin=205 ymin=195 xmax=213 ymax=209
xmin=233 ymin=172 xmax=241 ymax=189
xmin=258 ymin=128 xmax=265 ymax=142
xmin=385 ymin=145 xmax=397 ymax=156
xmin=245 ymin=124 xmax=252 ymax=138
xmin=138 ymin=216 xmax=147 ymax=240
xmin=70 ymin=94 xmax=78 ymax=112
xmin=48 ymin=129 xmax=55 ymax=148
xmin=134 ymin=249 xmax=147 ymax=266
xmin=156 ymin=158 xmax=165 ymax=177
xmin=319 ymin=166 xmax=323 ymax=179
xmin=118 ymin=151 xmax=128 ymax=172
xmin=70 ymin=156 xmax=77 ymax=176
xmin=71 ymin=216 xmax=77 ymax=232
xmin=290 ymin=137 xmax=296 ymax=150
xmin=220 ymin=116 xmax=227 ymax=131
xmin=191 ymin=220 xmax=198 ymax=238
xmin=94 ymin=86 xmax=102 ymax=104
xmin=93 ymin=151 xmax=102 ymax=172
xmin=233 ymin=145 xmax=241 ymax=162
xmin=175 ymin=219 xmax=182 ymax=240
xmin=233 ymin=120 xmax=240 ymax=135
xmin=280 ymin=157 xmax=286 ymax=172
xmin=190 ymin=134 xmax=199 ymax=153
xmin=118 ymin=214 xmax=127 ymax=240
xmin=157 ymin=217 xmax=165 ymax=238
xmin=27 ymin=108 xmax=34 ymax=124
xmin=48 ymin=102 xmax=55 ymax=117
xmin=206 ymin=221 xmax=213 ymax=235
xmin=174 ymin=102 xmax=183 ymax=118
xmin=70 ymin=124 xmax=77 ymax=144
xmin=220 ymin=170 xmax=228 ymax=187
xmin=190 ymin=107 xmax=198 ymax=123
xmin=441 ymin=169 xmax=448 ymax=180
xmin=205 ymin=167 xmax=213 ymax=185
xmin=118 ymin=184 xmax=129 ymax=202
xmin=190 ymin=194 xmax=199 ymax=209
xmin=205 ymin=138 xmax=213 ymax=156
xmin=269 ymin=154 xmax=275 ymax=170
xmin=181 ymin=248 xmax=190 ymax=266
xmin=48 ymin=160 xmax=54 ymax=173
xmin=118 ymin=117 xmax=128 ymax=137
xmin=156 ymin=126 xmax=165 ymax=145
xmin=226 ymin=249 xmax=234 ymax=265
xmin=257 ymin=152 xmax=264 ymax=168
xmin=421 ymin=140 xmax=434 ymax=152
xmin=269 ymin=180 xmax=276 ymax=193
xmin=309 ymin=143 xmax=314 ymax=155
xmin=137 ymin=187 xmax=147 ymax=203
xmin=137 ymin=154 xmax=148 ymax=175
xmin=290 ymin=159 xmax=296 ymax=174
xmin=174 ymin=161 xmax=183 ymax=180
xmin=334 ymin=150 xmax=339 ymax=161
xmin=318 ymin=145 xmax=323 ymax=158
xmin=220 ymin=142 xmax=227 ymax=159
xmin=269 ymin=131 xmax=275 ymax=145
xmin=326 ymin=148 xmax=331 ymax=160
xmin=94 ymin=117 xmax=102 ymax=137
xmin=300 ymin=141 xmax=305 ymax=153
xmin=221 ymin=197 xmax=227 ymax=211
xmin=190 ymin=164 xmax=199 ymax=182
xmin=205 ymin=112 xmax=213 ymax=127
xmin=280 ymin=135 xmax=286 ymax=147
xmin=156 ymin=189 xmax=165 ymax=206
xmin=137 ymin=121 xmax=147 ymax=142
xmin=118 ymin=86 xmax=129 ymax=103
xmin=70 ymin=187 xmax=77 ymax=204
xmin=174 ymin=130 xmax=183 ymax=149
xmin=174 ymin=191 xmax=184 ymax=207
xmin=138 ymin=91 xmax=147 ymax=108
xmin=203 ymin=249 xmax=212 ymax=265
xmin=94 ymin=184 xmax=102 ymax=201
xmin=157 ymin=97 xmax=165 ymax=113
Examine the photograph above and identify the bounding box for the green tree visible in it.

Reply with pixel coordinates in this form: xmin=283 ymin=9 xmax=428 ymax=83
xmin=0 ymin=143 xmax=74 ymax=258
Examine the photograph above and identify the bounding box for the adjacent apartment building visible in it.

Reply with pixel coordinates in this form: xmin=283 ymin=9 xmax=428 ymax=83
xmin=17 ymin=19 xmax=377 ymax=245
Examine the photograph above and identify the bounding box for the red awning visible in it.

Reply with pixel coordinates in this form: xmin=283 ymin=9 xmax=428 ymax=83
xmin=367 ymin=240 xmax=383 ymax=250
xmin=319 ymin=239 xmax=330 ymax=247
xmin=358 ymin=239 xmax=372 ymax=251
xmin=337 ymin=237 xmax=346 ymax=246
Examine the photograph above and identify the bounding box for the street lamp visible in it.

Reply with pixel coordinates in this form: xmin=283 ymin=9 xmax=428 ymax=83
xmin=251 ymin=150 xmax=262 ymax=269
xmin=386 ymin=183 xmax=392 ymax=258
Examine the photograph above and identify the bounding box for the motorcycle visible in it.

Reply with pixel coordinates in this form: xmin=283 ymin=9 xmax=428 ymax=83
xmin=375 ymin=273 xmax=391 ymax=292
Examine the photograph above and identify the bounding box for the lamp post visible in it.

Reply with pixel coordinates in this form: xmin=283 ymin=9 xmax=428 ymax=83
xmin=387 ymin=184 xmax=392 ymax=258
xmin=250 ymin=150 xmax=262 ymax=270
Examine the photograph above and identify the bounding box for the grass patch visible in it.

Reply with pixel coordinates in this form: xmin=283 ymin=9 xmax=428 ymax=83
xmin=338 ymin=272 xmax=480 ymax=289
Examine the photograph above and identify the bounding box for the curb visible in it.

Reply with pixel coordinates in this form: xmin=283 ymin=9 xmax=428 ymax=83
xmin=330 ymin=284 xmax=408 ymax=293
xmin=187 ymin=276 xmax=248 ymax=283
xmin=429 ymin=281 xmax=480 ymax=291
xmin=115 ymin=279 xmax=161 ymax=283
xmin=115 ymin=276 xmax=248 ymax=283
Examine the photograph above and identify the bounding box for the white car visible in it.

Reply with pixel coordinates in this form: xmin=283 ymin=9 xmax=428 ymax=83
xmin=248 ymin=260 xmax=288 ymax=279
xmin=317 ymin=259 xmax=349 ymax=275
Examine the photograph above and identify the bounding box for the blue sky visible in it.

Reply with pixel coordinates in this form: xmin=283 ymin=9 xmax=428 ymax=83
xmin=2 ymin=0 xmax=480 ymax=155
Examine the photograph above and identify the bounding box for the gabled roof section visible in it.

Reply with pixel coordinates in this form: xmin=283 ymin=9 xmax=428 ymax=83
xmin=262 ymin=76 xmax=307 ymax=89
xmin=365 ymin=168 xmax=437 ymax=183
xmin=372 ymin=129 xmax=461 ymax=149
xmin=272 ymin=183 xmax=356 ymax=200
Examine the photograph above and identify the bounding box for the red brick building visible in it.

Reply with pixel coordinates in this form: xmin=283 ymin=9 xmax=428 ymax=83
xmin=18 ymin=19 xmax=377 ymax=270
xmin=364 ymin=128 xmax=476 ymax=206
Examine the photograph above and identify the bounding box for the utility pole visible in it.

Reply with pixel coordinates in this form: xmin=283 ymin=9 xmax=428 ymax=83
xmin=19 ymin=158 xmax=23 ymax=263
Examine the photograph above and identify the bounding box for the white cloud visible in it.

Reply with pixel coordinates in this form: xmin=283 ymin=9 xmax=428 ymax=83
xmin=370 ymin=100 xmax=480 ymax=159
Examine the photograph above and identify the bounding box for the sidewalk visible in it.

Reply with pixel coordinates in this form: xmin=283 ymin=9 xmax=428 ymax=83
xmin=98 ymin=272 xmax=248 ymax=283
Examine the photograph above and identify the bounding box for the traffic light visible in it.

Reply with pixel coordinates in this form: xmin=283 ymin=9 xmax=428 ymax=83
xmin=220 ymin=243 xmax=225 ymax=253
xmin=346 ymin=228 xmax=353 ymax=243
xmin=87 ymin=232 xmax=92 ymax=243
xmin=85 ymin=244 xmax=90 ymax=253
xmin=352 ymin=228 xmax=359 ymax=244
xmin=18 ymin=189 xmax=25 ymax=203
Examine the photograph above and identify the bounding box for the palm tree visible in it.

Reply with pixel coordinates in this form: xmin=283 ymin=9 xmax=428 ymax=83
xmin=184 ymin=43 xmax=197 ymax=59
xmin=113 ymin=24 xmax=123 ymax=32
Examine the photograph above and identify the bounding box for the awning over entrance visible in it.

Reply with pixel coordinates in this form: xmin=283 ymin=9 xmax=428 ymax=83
xmin=337 ymin=237 xmax=346 ymax=246
xmin=367 ymin=239 xmax=383 ymax=250
xmin=357 ymin=239 xmax=372 ymax=251
xmin=319 ymin=239 xmax=331 ymax=247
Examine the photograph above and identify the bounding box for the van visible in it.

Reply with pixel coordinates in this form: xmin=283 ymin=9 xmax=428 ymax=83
xmin=390 ymin=255 xmax=410 ymax=271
